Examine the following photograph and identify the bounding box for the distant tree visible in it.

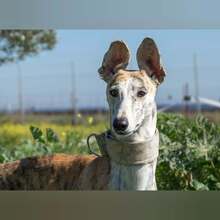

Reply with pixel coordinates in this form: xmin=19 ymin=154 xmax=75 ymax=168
xmin=0 ymin=30 xmax=56 ymax=65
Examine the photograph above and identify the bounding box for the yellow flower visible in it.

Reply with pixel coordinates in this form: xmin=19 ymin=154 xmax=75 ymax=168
xmin=61 ymin=132 xmax=66 ymax=137
xmin=77 ymin=113 xmax=82 ymax=118
xmin=0 ymin=122 xmax=107 ymax=145
xmin=87 ymin=116 xmax=94 ymax=125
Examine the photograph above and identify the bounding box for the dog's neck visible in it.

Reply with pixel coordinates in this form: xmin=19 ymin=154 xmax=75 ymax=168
xmin=129 ymin=102 xmax=157 ymax=142
xmin=108 ymin=103 xmax=158 ymax=190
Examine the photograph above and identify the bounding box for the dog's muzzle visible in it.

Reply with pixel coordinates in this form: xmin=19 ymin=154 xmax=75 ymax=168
xmin=87 ymin=129 xmax=159 ymax=165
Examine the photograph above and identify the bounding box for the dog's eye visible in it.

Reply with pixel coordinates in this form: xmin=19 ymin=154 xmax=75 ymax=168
xmin=137 ymin=90 xmax=146 ymax=97
xmin=109 ymin=89 xmax=119 ymax=97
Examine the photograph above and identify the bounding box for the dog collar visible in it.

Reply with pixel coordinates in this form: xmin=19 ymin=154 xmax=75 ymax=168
xmin=87 ymin=129 xmax=159 ymax=165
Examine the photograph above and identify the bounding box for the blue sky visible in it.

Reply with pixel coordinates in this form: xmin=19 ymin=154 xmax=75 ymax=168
xmin=0 ymin=30 xmax=219 ymax=110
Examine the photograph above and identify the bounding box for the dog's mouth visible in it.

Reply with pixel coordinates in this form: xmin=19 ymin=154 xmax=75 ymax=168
xmin=113 ymin=123 xmax=141 ymax=137
xmin=115 ymin=130 xmax=133 ymax=136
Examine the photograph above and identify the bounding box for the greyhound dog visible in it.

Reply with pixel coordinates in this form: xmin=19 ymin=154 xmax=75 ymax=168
xmin=0 ymin=37 xmax=166 ymax=190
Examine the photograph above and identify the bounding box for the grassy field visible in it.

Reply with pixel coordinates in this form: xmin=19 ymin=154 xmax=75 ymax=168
xmin=0 ymin=112 xmax=220 ymax=190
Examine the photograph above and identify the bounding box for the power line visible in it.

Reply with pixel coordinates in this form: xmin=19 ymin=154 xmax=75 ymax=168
xmin=70 ymin=61 xmax=78 ymax=124
xmin=16 ymin=61 xmax=25 ymax=122
xmin=193 ymin=53 xmax=201 ymax=113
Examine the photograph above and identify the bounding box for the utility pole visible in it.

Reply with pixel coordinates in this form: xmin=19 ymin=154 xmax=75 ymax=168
xmin=193 ymin=53 xmax=201 ymax=113
xmin=70 ymin=62 xmax=78 ymax=125
xmin=182 ymin=83 xmax=191 ymax=117
xmin=16 ymin=61 xmax=24 ymax=123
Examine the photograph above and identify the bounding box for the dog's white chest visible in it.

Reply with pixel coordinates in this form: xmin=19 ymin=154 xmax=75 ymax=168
xmin=108 ymin=160 xmax=157 ymax=190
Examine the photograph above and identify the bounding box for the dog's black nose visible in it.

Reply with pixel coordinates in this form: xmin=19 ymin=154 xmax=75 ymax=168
xmin=113 ymin=117 xmax=129 ymax=132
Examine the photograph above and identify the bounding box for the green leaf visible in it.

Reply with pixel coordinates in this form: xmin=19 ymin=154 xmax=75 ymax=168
xmin=191 ymin=179 xmax=209 ymax=191
xmin=215 ymin=183 xmax=220 ymax=190
xmin=29 ymin=126 xmax=45 ymax=143
xmin=46 ymin=128 xmax=59 ymax=143
xmin=0 ymin=154 xmax=5 ymax=163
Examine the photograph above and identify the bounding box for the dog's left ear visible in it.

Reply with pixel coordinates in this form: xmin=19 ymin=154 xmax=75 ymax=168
xmin=98 ymin=41 xmax=130 ymax=82
xmin=136 ymin=37 xmax=166 ymax=84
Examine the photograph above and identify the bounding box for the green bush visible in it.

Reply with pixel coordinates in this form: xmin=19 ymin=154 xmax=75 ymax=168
xmin=157 ymin=113 xmax=220 ymax=190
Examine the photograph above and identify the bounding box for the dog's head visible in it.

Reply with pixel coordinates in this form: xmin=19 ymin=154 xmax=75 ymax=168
xmin=98 ymin=38 xmax=166 ymax=139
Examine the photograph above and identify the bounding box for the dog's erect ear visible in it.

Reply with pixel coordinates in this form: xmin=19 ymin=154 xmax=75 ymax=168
xmin=136 ymin=37 xmax=166 ymax=84
xmin=98 ymin=41 xmax=130 ymax=82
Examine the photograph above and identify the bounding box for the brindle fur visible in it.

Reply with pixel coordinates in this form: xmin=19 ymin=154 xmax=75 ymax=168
xmin=0 ymin=154 xmax=110 ymax=190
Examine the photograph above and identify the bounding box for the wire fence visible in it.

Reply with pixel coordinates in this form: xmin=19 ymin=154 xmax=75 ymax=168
xmin=0 ymin=61 xmax=219 ymax=113
xmin=0 ymin=62 xmax=107 ymax=113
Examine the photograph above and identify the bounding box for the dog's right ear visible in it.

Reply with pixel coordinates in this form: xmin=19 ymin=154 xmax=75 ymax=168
xmin=98 ymin=41 xmax=130 ymax=82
